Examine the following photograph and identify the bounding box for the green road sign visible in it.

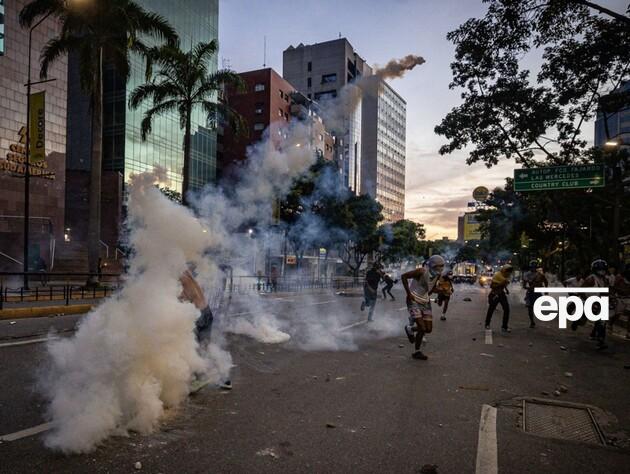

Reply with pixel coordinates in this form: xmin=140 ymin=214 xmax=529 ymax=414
xmin=514 ymin=164 xmax=605 ymax=192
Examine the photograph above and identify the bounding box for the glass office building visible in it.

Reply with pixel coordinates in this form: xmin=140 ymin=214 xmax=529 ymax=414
xmin=68 ymin=0 xmax=219 ymax=193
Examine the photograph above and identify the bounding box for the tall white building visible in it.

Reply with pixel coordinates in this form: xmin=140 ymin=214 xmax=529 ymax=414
xmin=283 ymin=38 xmax=372 ymax=194
xmin=361 ymin=76 xmax=406 ymax=222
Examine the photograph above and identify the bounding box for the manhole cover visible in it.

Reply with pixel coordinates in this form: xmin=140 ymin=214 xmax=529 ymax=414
xmin=523 ymin=400 xmax=605 ymax=445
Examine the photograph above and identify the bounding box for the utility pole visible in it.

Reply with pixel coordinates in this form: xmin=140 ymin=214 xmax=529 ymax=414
xmin=23 ymin=11 xmax=55 ymax=289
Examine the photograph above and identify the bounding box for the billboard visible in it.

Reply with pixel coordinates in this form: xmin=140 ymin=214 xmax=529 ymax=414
xmin=463 ymin=212 xmax=481 ymax=241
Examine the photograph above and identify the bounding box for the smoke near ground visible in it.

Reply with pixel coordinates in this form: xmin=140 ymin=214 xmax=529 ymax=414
xmin=41 ymin=53 xmax=424 ymax=454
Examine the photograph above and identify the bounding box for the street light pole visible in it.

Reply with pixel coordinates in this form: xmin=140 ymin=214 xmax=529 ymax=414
xmin=23 ymin=11 xmax=53 ymax=289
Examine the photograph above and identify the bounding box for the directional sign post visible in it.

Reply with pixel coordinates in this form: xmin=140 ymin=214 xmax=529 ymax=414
xmin=514 ymin=164 xmax=605 ymax=192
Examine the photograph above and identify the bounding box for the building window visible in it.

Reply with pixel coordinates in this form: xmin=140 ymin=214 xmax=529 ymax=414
xmin=285 ymin=113 xmax=289 ymax=121
xmin=314 ymin=90 xmax=337 ymax=101
xmin=254 ymin=123 xmax=265 ymax=131
xmin=319 ymin=134 xmax=324 ymax=142
xmin=307 ymin=77 xmax=312 ymax=88
xmin=254 ymin=102 xmax=264 ymax=115
xmin=279 ymin=90 xmax=284 ymax=99
xmin=0 ymin=0 xmax=5 ymax=55
xmin=307 ymin=93 xmax=311 ymax=99
xmin=254 ymin=83 xmax=265 ymax=92
xmin=321 ymin=73 xmax=337 ymax=84
xmin=307 ymin=61 xmax=312 ymax=72
xmin=278 ymin=108 xmax=283 ymax=117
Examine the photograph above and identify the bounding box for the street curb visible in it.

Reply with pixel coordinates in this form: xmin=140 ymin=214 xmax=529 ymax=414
xmin=0 ymin=304 xmax=92 ymax=320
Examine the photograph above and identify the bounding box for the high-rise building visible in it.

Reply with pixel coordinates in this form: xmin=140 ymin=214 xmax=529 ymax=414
xmin=283 ymin=38 xmax=372 ymax=193
xmin=219 ymin=68 xmax=334 ymax=180
xmin=595 ymin=81 xmax=630 ymax=148
xmin=0 ymin=0 xmax=67 ymax=271
xmin=361 ymin=76 xmax=406 ymax=222
xmin=67 ymin=0 xmax=219 ymax=192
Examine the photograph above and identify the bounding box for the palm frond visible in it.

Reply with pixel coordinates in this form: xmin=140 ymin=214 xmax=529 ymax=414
xmin=19 ymin=0 xmax=64 ymax=28
xmin=201 ymin=101 xmax=248 ymax=138
xmin=140 ymin=100 xmax=180 ymax=140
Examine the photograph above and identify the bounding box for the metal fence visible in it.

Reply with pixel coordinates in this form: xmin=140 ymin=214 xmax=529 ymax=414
xmin=0 ymin=272 xmax=362 ymax=310
xmin=0 ymin=272 xmax=123 ymax=310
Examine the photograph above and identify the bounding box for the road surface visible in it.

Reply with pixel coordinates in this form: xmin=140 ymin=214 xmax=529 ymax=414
xmin=1 ymin=284 xmax=629 ymax=473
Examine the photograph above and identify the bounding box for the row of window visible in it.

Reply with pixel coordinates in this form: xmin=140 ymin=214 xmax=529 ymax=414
xmin=0 ymin=0 xmax=5 ymax=56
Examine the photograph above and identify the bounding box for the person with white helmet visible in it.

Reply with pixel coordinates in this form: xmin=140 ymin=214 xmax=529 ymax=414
xmin=485 ymin=264 xmax=514 ymax=332
xmin=401 ymin=255 xmax=445 ymax=360
xmin=522 ymin=260 xmax=548 ymax=328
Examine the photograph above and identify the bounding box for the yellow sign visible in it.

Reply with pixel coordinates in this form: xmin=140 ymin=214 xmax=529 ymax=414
xmin=29 ymin=92 xmax=46 ymax=162
xmin=1 ymin=127 xmax=55 ymax=180
xmin=463 ymin=213 xmax=481 ymax=241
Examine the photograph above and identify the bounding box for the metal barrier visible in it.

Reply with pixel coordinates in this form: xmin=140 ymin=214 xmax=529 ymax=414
xmin=0 ymin=272 xmax=123 ymax=310
xmin=0 ymin=272 xmax=361 ymax=310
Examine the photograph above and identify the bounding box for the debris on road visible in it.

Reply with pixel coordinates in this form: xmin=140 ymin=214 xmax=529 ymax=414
xmin=9 ymin=321 xmax=16 ymax=325
xmin=399 ymin=344 xmax=405 ymax=348
xmin=134 ymin=461 xmax=142 ymax=470
xmin=256 ymin=448 xmax=279 ymax=459
xmin=553 ymin=390 xmax=561 ymax=397
xmin=564 ymin=372 xmax=573 ymax=378
xmin=326 ymin=423 xmax=336 ymax=428
xmin=541 ymin=391 xmax=550 ymax=396
xmin=528 ymin=342 xmax=533 ymax=347
xmin=480 ymin=353 xmax=495 ymax=358
xmin=463 ymin=297 xmax=472 ymax=302
xmin=472 ymin=338 xmax=477 ymax=341
xmin=458 ymin=385 xmax=490 ymax=391
xmin=419 ymin=464 xmax=439 ymax=474
xmin=335 ymin=377 xmax=345 ymax=381
xmin=558 ymin=385 xmax=568 ymax=393
xmin=560 ymin=346 xmax=567 ymax=351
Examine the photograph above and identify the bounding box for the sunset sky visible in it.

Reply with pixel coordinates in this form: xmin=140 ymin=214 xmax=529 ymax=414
xmin=219 ymin=0 xmax=614 ymax=239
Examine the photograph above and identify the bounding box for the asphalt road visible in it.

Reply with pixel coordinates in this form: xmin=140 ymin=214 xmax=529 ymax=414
xmin=1 ymin=285 xmax=630 ymax=473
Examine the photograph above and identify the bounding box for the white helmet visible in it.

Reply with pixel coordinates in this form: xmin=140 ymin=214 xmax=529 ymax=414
xmin=426 ymin=255 xmax=446 ymax=277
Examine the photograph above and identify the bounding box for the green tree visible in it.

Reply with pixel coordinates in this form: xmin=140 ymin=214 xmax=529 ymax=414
xmin=129 ymin=40 xmax=247 ymax=205
xmin=379 ymin=219 xmax=426 ymax=263
xmin=338 ymin=194 xmax=384 ymax=276
xmin=435 ymin=0 xmax=630 ymax=166
xmin=20 ymin=0 xmax=177 ymax=281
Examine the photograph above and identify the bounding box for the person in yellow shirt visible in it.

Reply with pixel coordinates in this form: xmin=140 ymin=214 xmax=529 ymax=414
xmin=484 ymin=264 xmax=514 ymax=332
xmin=435 ymin=270 xmax=454 ymax=321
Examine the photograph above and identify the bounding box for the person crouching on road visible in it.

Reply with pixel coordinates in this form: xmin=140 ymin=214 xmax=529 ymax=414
xmin=435 ymin=270 xmax=454 ymax=321
xmin=180 ymin=269 xmax=232 ymax=390
xmin=401 ymin=255 xmax=445 ymax=360
xmin=361 ymin=263 xmax=382 ymax=322
xmin=382 ymin=273 xmax=397 ymax=300
xmin=485 ymin=264 xmax=514 ymax=333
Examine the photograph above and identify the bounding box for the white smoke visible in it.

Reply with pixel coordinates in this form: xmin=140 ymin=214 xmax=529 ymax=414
xmin=41 ymin=55 xmax=423 ymax=452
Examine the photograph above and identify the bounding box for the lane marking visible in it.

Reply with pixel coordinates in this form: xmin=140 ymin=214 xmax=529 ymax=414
xmin=338 ymin=320 xmax=368 ymax=332
xmin=307 ymin=300 xmax=336 ymax=306
xmin=0 ymin=422 xmax=53 ymax=442
xmin=475 ymin=405 xmax=498 ymax=474
xmin=485 ymin=330 xmax=493 ymax=345
xmin=0 ymin=337 xmax=50 ymax=348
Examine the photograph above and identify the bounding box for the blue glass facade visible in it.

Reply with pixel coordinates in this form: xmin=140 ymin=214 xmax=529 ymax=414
xmin=594 ymin=82 xmax=630 ymax=148
xmin=0 ymin=0 xmax=5 ymax=55
xmin=102 ymin=0 xmax=219 ymax=192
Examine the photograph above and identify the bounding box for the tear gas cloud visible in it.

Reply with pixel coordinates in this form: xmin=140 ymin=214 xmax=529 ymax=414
xmin=42 ymin=54 xmax=423 ymax=453
xmin=373 ymin=54 xmax=426 ymax=80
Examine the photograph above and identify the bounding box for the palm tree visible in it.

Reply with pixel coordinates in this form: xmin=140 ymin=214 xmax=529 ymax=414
xmin=20 ymin=0 xmax=177 ymax=282
xmin=129 ymin=40 xmax=247 ymax=205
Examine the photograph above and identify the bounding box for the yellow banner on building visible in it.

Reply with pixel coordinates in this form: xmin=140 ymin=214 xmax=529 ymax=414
xmin=463 ymin=213 xmax=482 ymax=241
xmin=29 ymin=91 xmax=46 ymax=162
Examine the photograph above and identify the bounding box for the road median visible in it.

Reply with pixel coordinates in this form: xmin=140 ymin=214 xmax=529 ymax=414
xmin=0 ymin=304 xmax=92 ymax=320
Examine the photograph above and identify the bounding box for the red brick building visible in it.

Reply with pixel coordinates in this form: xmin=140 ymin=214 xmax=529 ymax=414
xmin=218 ymin=68 xmax=335 ymax=181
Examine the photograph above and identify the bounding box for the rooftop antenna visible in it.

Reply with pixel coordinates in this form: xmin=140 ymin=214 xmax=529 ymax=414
xmin=339 ymin=32 xmax=342 ymax=38
xmin=263 ymin=36 xmax=267 ymax=67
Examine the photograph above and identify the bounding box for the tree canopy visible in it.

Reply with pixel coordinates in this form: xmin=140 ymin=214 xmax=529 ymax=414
xmin=435 ymin=0 xmax=630 ymax=167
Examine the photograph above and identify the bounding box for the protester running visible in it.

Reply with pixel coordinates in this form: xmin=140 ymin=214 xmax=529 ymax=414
xmin=523 ymin=260 xmax=548 ymax=328
xmin=401 ymin=255 xmax=445 ymax=360
xmin=435 ymin=270 xmax=454 ymax=321
xmin=361 ymin=263 xmax=382 ymax=322
xmin=382 ymin=273 xmax=397 ymax=301
xmin=485 ymin=264 xmax=514 ymax=333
